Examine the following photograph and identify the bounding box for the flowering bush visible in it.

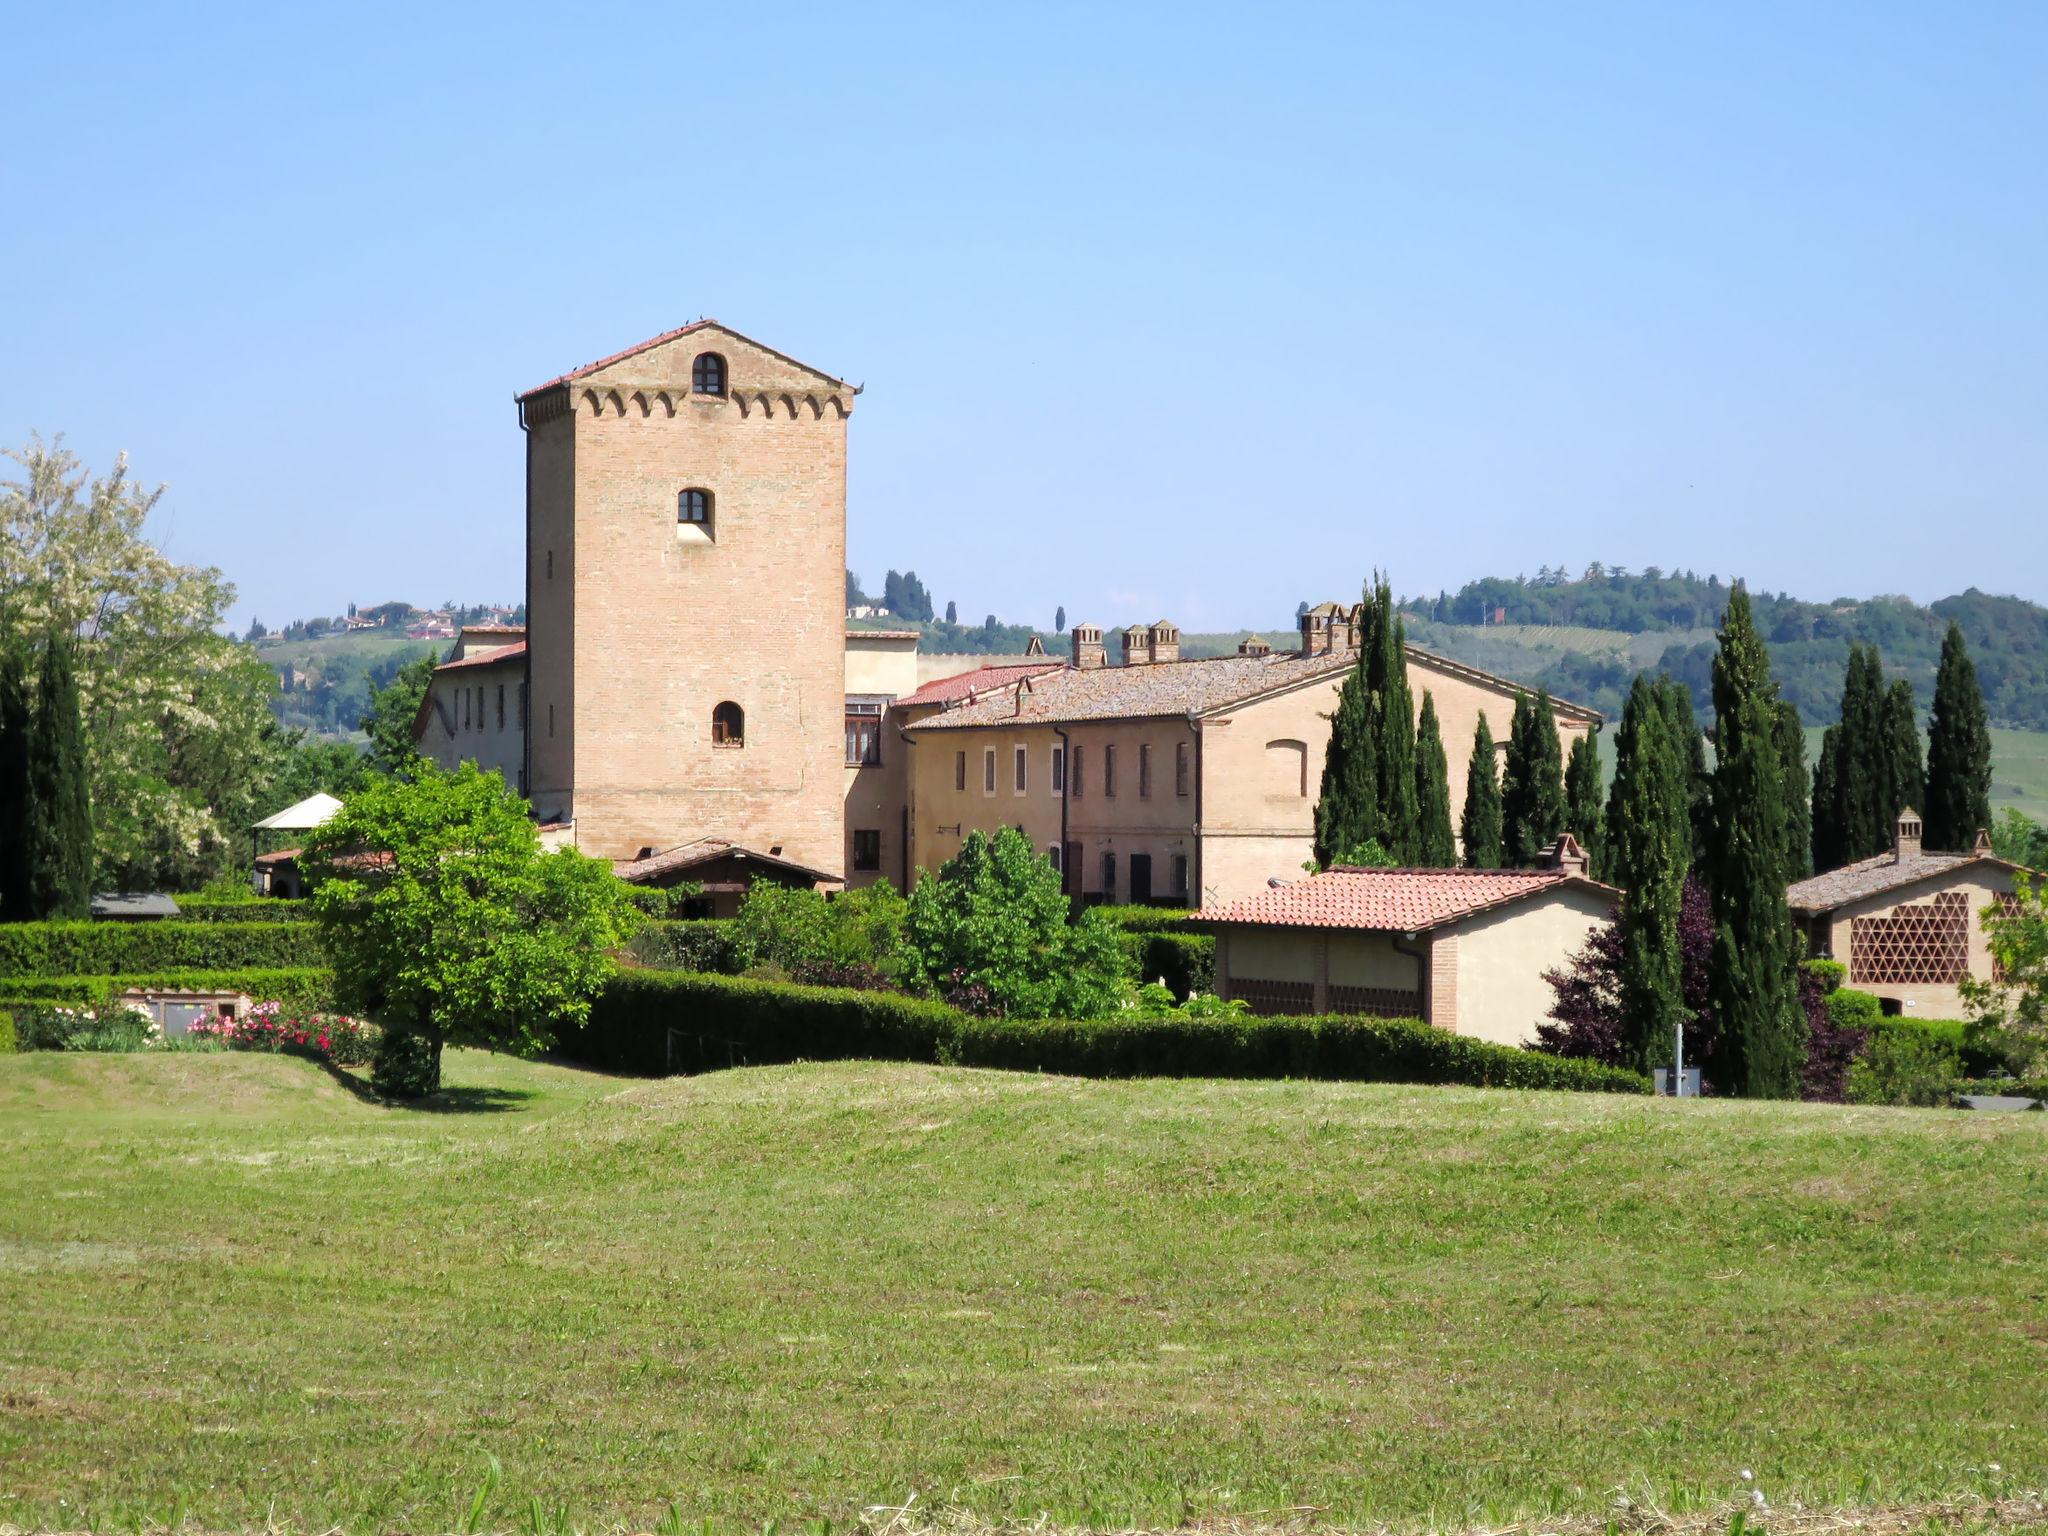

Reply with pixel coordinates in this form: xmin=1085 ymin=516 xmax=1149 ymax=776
xmin=13 ymin=1004 xmax=156 ymax=1052
xmin=187 ymin=1001 xmax=379 ymax=1065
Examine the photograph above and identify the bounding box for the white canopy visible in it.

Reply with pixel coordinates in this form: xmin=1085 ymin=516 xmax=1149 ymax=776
xmin=252 ymin=792 xmax=345 ymax=831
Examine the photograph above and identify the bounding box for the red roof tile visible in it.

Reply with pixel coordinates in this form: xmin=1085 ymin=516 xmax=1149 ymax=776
xmin=1195 ymin=867 xmax=1616 ymax=933
xmin=435 ymin=642 xmax=527 ymax=673
xmin=899 ymin=662 xmax=1065 ymax=708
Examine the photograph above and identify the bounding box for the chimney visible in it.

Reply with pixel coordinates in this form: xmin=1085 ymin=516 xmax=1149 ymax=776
xmin=1546 ymin=833 xmax=1590 ymax=877
xmin=1121 ymin=624 xmax=1151 ymax=666
xmin=1298 ymin=602 xmax=1337 ymax=657
xmin=1893 ymin=808 xmax=1923 ymax=864
xmin=1070 ymin=623 xmax=1105 ymax=670
xmin=1974 ymin=827 xmax=1993 ymax=854
xmin=1238 ymin=634 xmax=1272 ymax=657
xmin=1345 ymin=602 xmax=1367 ymax=651
xmin=1149 ymin=621 xmax=1180 ymax=665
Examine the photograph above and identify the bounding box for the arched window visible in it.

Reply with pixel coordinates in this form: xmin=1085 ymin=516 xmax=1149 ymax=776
xmin=678 ymin=488 xmax=712 ymax=526
xmin=712 ymin=701 xmax=745 ymax=747
xmin=692 ymin=352 xmax=727 ymax=396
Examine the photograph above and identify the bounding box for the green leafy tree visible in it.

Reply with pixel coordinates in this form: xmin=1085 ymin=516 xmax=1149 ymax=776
xmin=1879 ymin=679 xmax=1924 ymax=830
xmin=732 ymin=880 xmax=908 ymax=986
xmin=1313 ymin=647 xmax=1378 ymax=868
xmin=1460 ymin=711 xmax=1504 ymax=869
xmin=0 ymin=649 xmax=30 ymax=919
xmin=1924 ymin=621 xmax=1993 ymax=851
xmin=1501 ymin=690 xmax=1567 ymax=866
xmin=26 ymin=636 xmax=92 ymax=918
xmin=1775 ymin=698 xmax=1812 ymax=881
xmin=1363 ymin=574 xmax=1420 ymax=860
xmin=1602 ymin=674 xmax=1691 ymax=1074
xmin=1412 ymin=692 xmax=1457 ymax=867
xmin=360 ymin=652 xmax=438 ymax=777
xmin=1564 ymin=731 xmax=1604 ymax=878
xmin=1990 ymin=809 xmax=2048 ymax=870
xmin=1704 ymin=587 xmax=1805 ymax=1098
xmin=1962 ymin=876 xmax=2048 ymax=1078
xmin=901 ymin=826 xmax=1124 ymax=1018
xmin=1321 ymin=838 xmax=1399 ymax=869
xmin=303 ymin=762 xmax=642 ymax=1094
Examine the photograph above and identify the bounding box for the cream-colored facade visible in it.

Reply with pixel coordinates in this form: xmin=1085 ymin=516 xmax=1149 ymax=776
xmin=904 ymin=636 xmax=1600 ymax=906
xmin=518 ymin=321 xmax=853 ymax=871
xmin=843 ymin=630 xmax=922 ymax=889
xmin=414 ymin=627 xmax=528 ymax=791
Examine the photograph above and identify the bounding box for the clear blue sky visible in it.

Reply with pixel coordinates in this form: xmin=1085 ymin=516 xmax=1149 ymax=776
xmin=4 ymin=2 xmax=2043 ymax=635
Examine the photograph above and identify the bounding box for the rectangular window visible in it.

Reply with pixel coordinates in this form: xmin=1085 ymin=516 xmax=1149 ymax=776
xmin=1104 ymin=745 xmax=1118 ymax=798
xmin=1139 ymin=743 xmax=1152 ymax=799
xmin=1175 ymin=740 xmax=1189 ymax=797
xmin=845 ymin=699 xmax=883 ymax=766
xmin=519 ymin=684 xmax=528 ymax=729
xmin=462 ymin=689 xmax=470 ymax=729
xmin=983 ymin=748 xmax=997 ymax=795
xmin=1071 ymin=746 xmax=1084 ymax=798
xmin=1101 ymin=850 xmax=1117 ymax=897
xmin=955 ymin=750 xmax=967 ymax=792
xmin=548 ymin=703 xmax=555 ymax=737
xmin=1065 ymin=841 xmax=1082 ymax=895
xmin=1051 ymin=745 xmax=1066 ymax=793
xmin=1048 ymin=843 xmax=1063 ymax=875
xmin=497 ymin=684 xmax=506 ymax=730
xmin=852 ymin=829 xmax=881 ymax=870
xmin=1013 ymin=745 xmax=1028 ymax=794
xmin=1173 ymin=854 xmax=1190 ymax=899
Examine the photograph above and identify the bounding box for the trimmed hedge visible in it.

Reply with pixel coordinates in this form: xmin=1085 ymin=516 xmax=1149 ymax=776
xmin=0 ymin=969 xmax=336 ymax=1012
xmin=172 ymin=899 xmax=311 ymax=924
xmin=1097 ymin=906 xmax=1202 ymax=935
xmin=0 ymin=921 xmax=324 ymax=977
xmin=0 ymin=1011 xmax=14 ymax=1054
xmin=624 ymin=919 xmax=744 ymax=975
xmin=561 ymin=970 xmax=1650 ymax=1094
xmin=1117 ymin=933 xmax=1215 ymax=1000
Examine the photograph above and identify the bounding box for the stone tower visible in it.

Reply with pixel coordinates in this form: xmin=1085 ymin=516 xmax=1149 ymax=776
xmin=516 ymin=321 xmax=854 ymax=869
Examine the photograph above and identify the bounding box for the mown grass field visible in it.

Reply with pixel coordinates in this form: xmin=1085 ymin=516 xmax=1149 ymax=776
xmin=1 ymin=1051 xmax=2044 ymax=1534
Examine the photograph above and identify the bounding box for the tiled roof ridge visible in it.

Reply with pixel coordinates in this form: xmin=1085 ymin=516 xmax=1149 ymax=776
xmin=435 ymin=641 xmax=528 ymax=673
xmin=516 ymin=319 xmax=853 ymax=401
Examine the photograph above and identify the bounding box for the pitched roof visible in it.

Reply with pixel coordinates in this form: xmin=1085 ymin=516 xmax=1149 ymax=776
xmin=899 ymin=662 xmax=1066 ymax=708
xmin=516 ymin=320 xmax=851 ymax=400
xmin=1194 ymin=866 xmax=1616 ymax=933
xmin=611 ymin=837 xmax=841 ymax=887
xmin=904 ymin=645 xmax=1602 ymax=731
xmin=435 ymin=641 xmax=528 ymax=673
xmin=1786 ymin=847 xmax=2023 ymax=912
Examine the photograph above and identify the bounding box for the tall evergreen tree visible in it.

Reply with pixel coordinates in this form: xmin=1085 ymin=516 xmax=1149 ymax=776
xmin=1412 ymin=692 xmax=1456 ymax=867
xmin=0 ymin=649 xmax=31 ymax=922
xmin=1460 ymin=712 xmax=1504 ymax=869
xmin=1564 ymin=732 xmax=1605 ymax=878
xmin=1363 ymin=575 xmax=1419 ymax=860
xmin=1924 ymin=621 xmax=1993 ymax=851
xmin=1054 ymin=605 xmax=1066 ymax=634
xmin=1501 ymin=690 xmax=1567 ymax=866
xmin=944 ymin=600 xmax=957 ymax=625
xmin=1810 ymin=726 xmax=1843 ymax=872
xmin=1661 ymin=678 xmax=1711 ymax=865
xmin=1603 ymin=674 xmax=1690 ymax=1074
xmin=1313 ymin=652 xmax=1378 ymax=868
xmin=1836 ymin=643 xmax=1888 ymax=861
xmin=1879 ymin=680 xmax=1921 ymax=820
xmin=26 ymin=636 xmax=93 ymax=919
xmin=1704 ymin=587 xmax=1804 ymax=1099
xmin=1775 ymin=698 xmax=1813 ymax=881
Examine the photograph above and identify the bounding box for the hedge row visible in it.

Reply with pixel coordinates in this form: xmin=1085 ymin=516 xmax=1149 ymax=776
xmin=1118 ymin=933 xmax=1215 ymax=999
xmin=0 ymin=968 xmax=336 ymax=1013
xmin=171 ymin=899 xmax=311 ymax=924
xmin=625 ymin=919 xmax=744 ymax=974
xmin=559 ymin=970 xmax=1650 ymax=1094
xmin=1828 ymin=988 xmax=2000 ymax=1075
xmin=1096 ymin=906 xmax=1202 ymax=935
xmin=0 ymin=921 xmax=324 ymax=977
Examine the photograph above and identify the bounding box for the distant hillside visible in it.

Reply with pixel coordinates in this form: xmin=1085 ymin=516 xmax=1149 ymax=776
xmin=1401 ymin=573 xmax=2048 ymax=730
xmin=257 ymin=631 xmax=441 ymax=740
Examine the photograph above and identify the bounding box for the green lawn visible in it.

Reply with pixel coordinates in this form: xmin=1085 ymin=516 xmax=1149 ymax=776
xmin=1 ymin=1051 xmax=2044 ymax=1534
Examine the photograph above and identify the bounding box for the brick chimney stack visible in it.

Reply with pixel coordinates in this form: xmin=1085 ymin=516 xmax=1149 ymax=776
xmin=1546 ymin=833 xmax=1591 ymax=877
xmin=1148 ymin=621 xmax=1181 ymax=664
xmin=1121 ymin=625 xmax=1151 ymax=666
xmin=1070 ymin=623 xmax=1105 ymax=670
xmin=1893 ymin=809 xmax=1923 ymax=864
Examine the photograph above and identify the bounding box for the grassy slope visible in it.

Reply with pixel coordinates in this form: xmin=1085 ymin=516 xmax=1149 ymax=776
xmin=2 ymin=1053 xmax=2044 ymax=1532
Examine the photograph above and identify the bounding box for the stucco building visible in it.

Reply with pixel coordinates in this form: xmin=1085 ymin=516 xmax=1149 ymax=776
xmin=414 ymin=626 xmax=528 ymax=790
xmin=1788 ymin=810 xmax=2029 ymax=1018
xmin=899 ymin=610 xmax=1601 ymax=906
xmin=1193 ymin=837 xmax=1614 ymax=1046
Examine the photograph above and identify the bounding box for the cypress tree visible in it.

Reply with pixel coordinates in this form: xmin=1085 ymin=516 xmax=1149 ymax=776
xmin=1810 ymin=726 xmax=1842 ymax=872
xmin=1878 ymin=679 xmax=1924 ymax=830
xmin=1501 ymin=690 xmax=1567 ymax=866
xmin=26 ymin=635 xmax=93 ymax=919
xmin=1313 ymin=650 xmax=1378 ymax=867
xmin=1412 ymin=691 xmax=1456 ymax=867
xmin=1924 ymin=621 xmax=1993 ymax=850
xmin=1836 ymin=644 xmax=1887 ymax=861
xmin=1775 ymin=698 xmax=1813 ymax=881
xmin=0 ymin=649 xmax=31 ymax=922
xmin=1704 ymin=587 xmax=1804 ymax=1099
xmin=1363 ymin=575 xmax=1419 ymax=860
xmin=1460 ymin=712 xmax=1504 ymax=869
xmin=1604 ymin=673 xmax=1690 ymax=1075
xmin=1650 ymin=677 xmax=1710 ymax=866
xmin=1564 ymin=732 xmax=1605 ymax=878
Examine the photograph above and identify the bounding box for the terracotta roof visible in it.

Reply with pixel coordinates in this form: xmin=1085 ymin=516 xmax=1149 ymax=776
xmin=899 ymin=662 xmax=1066 ymax=708
xmin=517 ymin=319 xmax=852 ymax=400
xmin=905 ymin=645 xmax=1602 ymax=732
xmin=847 ymin=628 xmax=923 ymax=641
xmin=612 ymin=837 xmax=842 ymax=887
xmin=1194 ymin=866 xmax=1617 ymax=933
xmin=435 ymin=641 xmax=527 ymax=674
xmin=1787 ymin=847 xmax=2024 ymax=912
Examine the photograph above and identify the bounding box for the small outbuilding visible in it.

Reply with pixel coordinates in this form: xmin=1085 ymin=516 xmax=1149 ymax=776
xmin=612 ymin=837 xmax=843 ymax=919
xmin=249 ymin=793 xmax=346 ymax=898
xmin=1194 ymin=838 xmax=1616 ymax=1047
